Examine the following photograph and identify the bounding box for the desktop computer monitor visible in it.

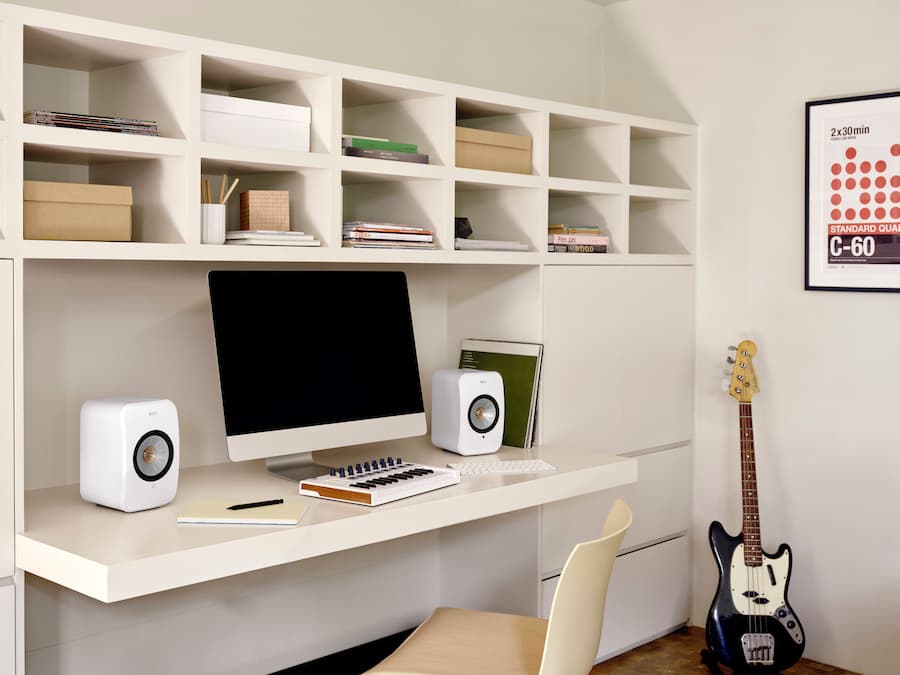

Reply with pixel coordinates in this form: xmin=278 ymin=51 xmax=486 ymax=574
xmin=208 ymin=270 xmax=427 ymax=480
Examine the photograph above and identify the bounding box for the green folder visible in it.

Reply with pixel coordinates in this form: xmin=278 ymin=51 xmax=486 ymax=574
xmin=459 ymin=339 xmax=543 ymax=448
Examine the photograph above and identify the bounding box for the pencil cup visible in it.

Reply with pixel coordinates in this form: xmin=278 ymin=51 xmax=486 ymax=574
xmin=201 ymin=204 xmax=226 ymax=245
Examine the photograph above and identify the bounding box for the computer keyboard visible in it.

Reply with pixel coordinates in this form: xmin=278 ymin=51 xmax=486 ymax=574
xmin=448 ymin=459 xmax=558 ymax=475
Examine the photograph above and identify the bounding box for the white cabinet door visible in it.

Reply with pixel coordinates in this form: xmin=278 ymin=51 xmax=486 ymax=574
xmin=541 ymin=266 xmax=694 ymax=453
xmin=0 ymin=261 xmax=12 ymax=578
xmin=541 ymin=535 xmax=690 ymax=661
xmin=0 ymin=583 xmax=13 ymax=674
xmin=541 ymin=443 xmax=690 ymax=576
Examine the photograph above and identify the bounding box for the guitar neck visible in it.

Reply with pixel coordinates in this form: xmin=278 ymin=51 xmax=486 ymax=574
xmin=739 ymin=401 xmax=763 ymax=566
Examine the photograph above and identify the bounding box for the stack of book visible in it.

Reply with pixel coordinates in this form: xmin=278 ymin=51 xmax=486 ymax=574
xmin=455 ymin=238 xmax=529 ymax=252
xmin=225 ymin=230 xmax=321 ymax=247
xmin=343 ymin=221 xmax=435 ymax=250
xmin=547 ymin=223 xmax=609 ymax=253
xmin=25 ymin=110 xmax=159 ymax=136
xmin=342 ymin=134 xmax=428 ymax=164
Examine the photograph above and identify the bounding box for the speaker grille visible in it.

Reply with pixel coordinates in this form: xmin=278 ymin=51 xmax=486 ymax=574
xmin=133 ymin=430 xmax=175 ymax=481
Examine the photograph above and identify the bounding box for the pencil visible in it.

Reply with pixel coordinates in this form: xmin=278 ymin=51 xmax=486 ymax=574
xmin=218 ymin=174 xmax=227 ymax=204
xmin=221 ymin=177 xmax=240 ymax=205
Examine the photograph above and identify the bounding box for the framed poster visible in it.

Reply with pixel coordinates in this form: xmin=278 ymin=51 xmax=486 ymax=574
xmin=806 ymin=91 xmax=900 ymax=291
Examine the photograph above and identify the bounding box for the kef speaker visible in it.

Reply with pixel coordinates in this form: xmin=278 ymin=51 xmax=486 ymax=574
xmin=80 ymin=398 xmax=180 ymax=512
xmin=431 ymin=369 xmax=504 ymax=455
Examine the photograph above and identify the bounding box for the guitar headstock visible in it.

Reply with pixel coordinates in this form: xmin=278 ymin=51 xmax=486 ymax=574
xmin=725 ymin=340 xmax=759 ymax=402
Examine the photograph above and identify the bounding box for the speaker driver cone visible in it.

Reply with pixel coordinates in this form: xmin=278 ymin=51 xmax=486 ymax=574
xmin=468 ymin=395 xmax=500 ymax=433
xmin=133 ymin=430 xmax=175 ymax=481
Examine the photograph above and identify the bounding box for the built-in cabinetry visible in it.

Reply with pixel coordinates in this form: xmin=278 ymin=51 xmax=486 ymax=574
xmin=539 ymin=265 xmax=695 ymax=658
xmin=0 ymin=3 xmax=696 ymax=673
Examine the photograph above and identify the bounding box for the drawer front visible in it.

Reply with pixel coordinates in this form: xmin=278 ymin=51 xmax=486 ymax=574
xmin=0 ymin=583 xmax=14 ymax=674
xmin=541 ymin=535 xmax=690 ymax=661
xmin=541 ymin=444 xmax=690 ymax=576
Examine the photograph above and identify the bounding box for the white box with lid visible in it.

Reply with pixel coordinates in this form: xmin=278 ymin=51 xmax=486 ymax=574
xmin=201 ymin=93 xmax=311 ymax=151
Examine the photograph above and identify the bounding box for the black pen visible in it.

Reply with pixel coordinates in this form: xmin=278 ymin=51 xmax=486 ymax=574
xmin=227 ymin=498 xmax=284 ymax=511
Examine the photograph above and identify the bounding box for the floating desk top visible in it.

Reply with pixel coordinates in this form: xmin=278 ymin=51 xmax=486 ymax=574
xmin=17 ymin=438 xmax=636 ymax=603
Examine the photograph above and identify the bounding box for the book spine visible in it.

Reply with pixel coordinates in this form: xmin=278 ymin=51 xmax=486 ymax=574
xmin=342 ymin=137 xmax=418 ymax=153
xmin=344 ymin=231 xmax=433 ymax=242
xmin=547 ymin=234 xmax=610 ymax=245
xmin=548 ymin=243 xmax=608 ymax=253
xmin=547 ymin=225 xmax=602 ymax=234
xmin=342 ymin=146 xmax=429 ymax=164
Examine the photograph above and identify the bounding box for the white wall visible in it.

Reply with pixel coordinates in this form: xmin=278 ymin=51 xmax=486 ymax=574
xmin=604 ymin=2 xmax=900 ymax=673
xmin=12 ymin=0 xmax=606 ymax=108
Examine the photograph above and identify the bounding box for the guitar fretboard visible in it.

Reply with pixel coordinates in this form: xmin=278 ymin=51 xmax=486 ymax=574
xmin=739 ymin=401 xmax=762 ymax=566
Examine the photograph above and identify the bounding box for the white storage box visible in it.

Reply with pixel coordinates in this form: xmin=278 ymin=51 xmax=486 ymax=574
xmin=201 ymin=93 xmax=311 ymax=151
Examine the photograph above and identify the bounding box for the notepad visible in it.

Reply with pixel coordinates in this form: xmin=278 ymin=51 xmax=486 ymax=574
xmin=177 ymin=500 xmax=308 ymax=526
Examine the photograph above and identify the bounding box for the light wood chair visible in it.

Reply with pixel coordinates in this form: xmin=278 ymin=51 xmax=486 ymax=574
xmin=365 ymin=499 xmax=632 ymax=675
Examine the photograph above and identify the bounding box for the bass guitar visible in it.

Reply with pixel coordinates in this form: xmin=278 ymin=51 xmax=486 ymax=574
xmin=705 ymin=340 xmax=805 ymax=672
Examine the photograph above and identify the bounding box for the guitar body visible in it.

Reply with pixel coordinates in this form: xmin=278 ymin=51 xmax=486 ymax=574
xmin=706 ymin=521 xmax=805 ymax=672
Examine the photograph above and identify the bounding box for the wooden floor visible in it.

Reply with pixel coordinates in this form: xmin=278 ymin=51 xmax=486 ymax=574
xmin=590 ymin=627 xmax=858 ymax=674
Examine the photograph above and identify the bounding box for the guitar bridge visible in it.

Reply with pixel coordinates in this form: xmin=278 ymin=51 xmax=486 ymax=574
xmin=741 ymin=633 xmax=775 ymax=665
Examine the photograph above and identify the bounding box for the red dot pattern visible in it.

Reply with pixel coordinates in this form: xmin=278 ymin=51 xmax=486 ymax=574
xmin=828 ymin=144 xmax=900 ymax=224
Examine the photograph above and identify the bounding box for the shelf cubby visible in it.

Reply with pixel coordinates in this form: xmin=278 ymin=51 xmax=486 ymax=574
xmin=24 ymin=143 xmax=188 ymax=244
xmin=23 ymin=25 xmax=188 ymax=140
xmin=455 ymin=181 xmax=545 ymax=252
xmin=628 ymin=195 xmax=693 ymax=255
xmin=342 ymin=171 xmax=447 ymax=250
xmin=455 ymin=97 xmax=545 ymax=176
xmin=549 ymin=114 xmax=626 ymax=183
xmin=629 ymin=125 xmax=694 ymax=190
xmin=342 ymin=78 xmax=449 ymax=167
xmin=548 ymin=188 xmax=625 ymax=254
xmin=201 ymin=55 xmax=332 ymax=155
xmin=200 ymin=158 xmax=331 ymax=247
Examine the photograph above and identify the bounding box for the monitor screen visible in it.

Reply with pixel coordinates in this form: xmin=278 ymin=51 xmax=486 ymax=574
xmin=208 ymin=270 xmax=426 ymax=467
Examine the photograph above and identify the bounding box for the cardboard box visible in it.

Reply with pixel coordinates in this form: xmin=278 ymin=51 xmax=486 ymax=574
xmin=240 ymin=190 xmax=290 ymax=231
xmin=455 ymin=126 xmax=532 ymax=174
xmin=202 ymin=93 xmax=311 ymax=152
xmin=24 ymin=181 xmax=132 ymax=241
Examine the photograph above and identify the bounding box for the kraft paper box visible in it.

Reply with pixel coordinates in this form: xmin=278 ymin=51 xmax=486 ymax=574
xmin=24 ymin=180 xmax=132 ymax=241
xmin=455 ymin=126 xmax=532 ymax=174
xmin=240 ymin=190 xmax=290 ymax=231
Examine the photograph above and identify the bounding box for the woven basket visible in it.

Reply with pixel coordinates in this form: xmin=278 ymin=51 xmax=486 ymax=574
xmin=240 ymin=190 xmax=290 ymax=231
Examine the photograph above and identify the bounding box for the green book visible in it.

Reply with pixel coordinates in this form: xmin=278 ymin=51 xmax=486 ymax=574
xmin=459 ymin=339 xmax=543 ymax=448
xmin=342 ymin=136 xmax=418 ymax=154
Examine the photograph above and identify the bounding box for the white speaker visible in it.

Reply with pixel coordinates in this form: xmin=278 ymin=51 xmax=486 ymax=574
xmin=80 ymin=398 xmax=180 ymax=512
xmin=431 ymin=369 xmax=504 ymax=455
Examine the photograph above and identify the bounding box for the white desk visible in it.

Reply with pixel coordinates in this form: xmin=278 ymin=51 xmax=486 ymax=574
xmin=17 ymin=437 xmax=636 ymax=603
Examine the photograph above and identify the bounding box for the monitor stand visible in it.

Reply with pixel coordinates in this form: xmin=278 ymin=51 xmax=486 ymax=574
xmin=266 ymin=452 xmax=330 ymax=482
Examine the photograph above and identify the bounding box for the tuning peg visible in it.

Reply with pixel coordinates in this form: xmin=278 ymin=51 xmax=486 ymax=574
xmin=726 ymin=356 xmax=735 ymax=364
xmin=728 ymin=345 xmax=737 ymax=351
xmin=720 ymin=378 xmax=731 ymax=392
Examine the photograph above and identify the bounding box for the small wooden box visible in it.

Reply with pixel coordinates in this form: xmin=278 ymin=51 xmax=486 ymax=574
xmin=455 ymin=126 xmax=532 ymax=174
xmin=24 ymin=180 xmax=132 ymax=241
xmin=239 ymin=190 xmax=290 ymax=231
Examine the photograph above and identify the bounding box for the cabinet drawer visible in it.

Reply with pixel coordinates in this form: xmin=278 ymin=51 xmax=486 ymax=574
xmin=541 ymin=444 xmax=690 ymax=575
xmin=0 ymin=583 xmax=14 ymax=674
xmin=541 ymin=535 xmax=690 ymax=661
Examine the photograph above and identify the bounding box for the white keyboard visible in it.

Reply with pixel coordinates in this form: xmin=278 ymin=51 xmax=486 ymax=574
xmin=448 ymin=459 xmax=557 ymax=475
xmin=299 ymin=457 xmax=460 ymax=506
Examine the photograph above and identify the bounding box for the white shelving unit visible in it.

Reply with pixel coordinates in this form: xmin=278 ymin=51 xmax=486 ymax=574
xmin=0 ymin=3 xmax=697 ymax=673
